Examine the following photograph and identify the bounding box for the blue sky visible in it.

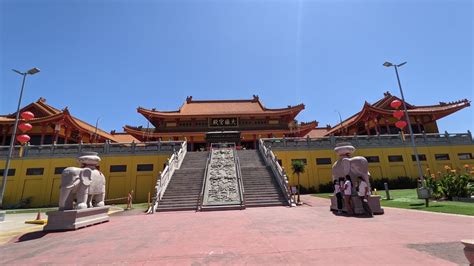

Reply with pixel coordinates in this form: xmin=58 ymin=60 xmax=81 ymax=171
xmin=1 ymin=0 xmax=472 ymax=133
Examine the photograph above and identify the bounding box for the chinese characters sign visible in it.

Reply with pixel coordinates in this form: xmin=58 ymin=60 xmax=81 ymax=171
xmin=209 ymin=118 xmax=238 ymax=127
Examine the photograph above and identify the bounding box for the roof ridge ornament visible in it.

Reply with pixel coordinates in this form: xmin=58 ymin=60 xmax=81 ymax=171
xmin=252 ymin=95 xmax=259 ymax=102
xmin=186 ymin=96 xmax=193 ymax=103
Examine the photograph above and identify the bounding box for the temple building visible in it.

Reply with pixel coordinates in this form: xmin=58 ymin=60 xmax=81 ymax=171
xmin=124 ymin=95 xmax=318 ymax=150
xmin=322 ymin=92 xmax=470 ymax=136
xmin=0 ymin=98 xmax=118 ymax=145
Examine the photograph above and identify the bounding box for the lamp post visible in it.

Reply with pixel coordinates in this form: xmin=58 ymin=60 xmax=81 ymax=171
xmin=0 ymin=68 xmax=40 ymax=218
xmin=335 ymin=110 xmax=344 ymax=135
xmin=383 ymin=62 xmax=428 ymax=205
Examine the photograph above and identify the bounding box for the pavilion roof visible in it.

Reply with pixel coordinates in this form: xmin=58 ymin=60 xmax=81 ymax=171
xmin=137 ymin=95 xmax=305 ymax=119
xmin=326 ymin=92 xmax=470 ymax=135
xmin=0 ymin=98 xmax=117 ymax=142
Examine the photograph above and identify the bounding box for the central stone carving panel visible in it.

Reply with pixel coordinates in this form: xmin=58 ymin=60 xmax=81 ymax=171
xmin=203 ymin=148 xmax=241 ymax=206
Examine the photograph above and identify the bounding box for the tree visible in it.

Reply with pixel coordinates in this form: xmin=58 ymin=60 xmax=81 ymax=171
xmin=291 ymin=160 xmax=306 ymax=205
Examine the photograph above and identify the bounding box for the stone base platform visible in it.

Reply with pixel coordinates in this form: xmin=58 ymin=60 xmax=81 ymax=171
xmin=330 ymin=195 xmax=384 ymax=215
xmin=44 ymin=206 xmax=110 ymax=231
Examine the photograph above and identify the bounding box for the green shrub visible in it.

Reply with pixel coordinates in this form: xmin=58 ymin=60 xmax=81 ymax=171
xmin=425 ymin=176 xmax=443 ymax=199
xmin=439 ymin=173 xmax=471 ymax=200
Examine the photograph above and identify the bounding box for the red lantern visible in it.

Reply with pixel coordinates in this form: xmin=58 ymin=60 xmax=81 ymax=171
xmin=395 ymin=120 xmax=407 ymax=129
xmin=20 ymin=111 xmax=35 ymax=120
xmin=16 ymin=134 xmax=30 ymax=144
xmin=393 ymin=110 xmax=404 ymax=119
xmin=390 ymin=100 xmax=402 ymax=109
xmin=18 ymin=123 xmax=33 ymax=133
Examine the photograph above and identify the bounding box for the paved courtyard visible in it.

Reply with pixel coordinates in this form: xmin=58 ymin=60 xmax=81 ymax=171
xmin=0 ymin=196 xmax=473 ymax=265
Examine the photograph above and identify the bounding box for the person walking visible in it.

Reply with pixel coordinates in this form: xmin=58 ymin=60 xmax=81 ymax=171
xmin=334 ymin=179 xmax=343 ymax=214
xmin=343 ymin=175 xmax=353 ymax=215
xmin=357 ymin=176 xmax=373 ymax=217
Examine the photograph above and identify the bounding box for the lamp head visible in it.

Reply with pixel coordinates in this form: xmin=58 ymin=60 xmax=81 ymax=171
xmin=27 ymin=68 xmax=40 ymax=75
xmin=383 ymin=61 xmax=393 ymax=67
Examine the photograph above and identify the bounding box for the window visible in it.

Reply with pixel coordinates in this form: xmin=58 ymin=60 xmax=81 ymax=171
xmin=54 ymin=167 xmax=66 ymax=175
xmin=0 ymin=169 xmax=16 ymax=176
xmin=435 ymin=154 xmax=450 ymax=161
xmin=277 ymin=159 xmax=283 ymax=166
xmin=291 ymin=159 xmax=307 ymax=165
xmin=458 ymin=153 xmax=473 ymax=160
xmin=316 ymin=158 xmax=332 ymax=165
xmin=388 ymin=155 xmax=404 ymax=162
xmin=26 ymin=168 xmax=44 ymax=176
xmin=137 ymin=164 xmax=154 ymax=172
xmin=365 ymin=156 xmax=380 ymax=163
xmin=411 ymin=154 xmax=427 ymax=161
xmin=110 ymin=165 xmax=127 ymax=172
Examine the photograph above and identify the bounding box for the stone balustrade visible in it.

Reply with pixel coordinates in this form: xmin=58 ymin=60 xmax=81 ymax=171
xmin=261 ymin=131 xmax=473 ymax=150
xmin=0 ymin=140 xmax=184 ymax=159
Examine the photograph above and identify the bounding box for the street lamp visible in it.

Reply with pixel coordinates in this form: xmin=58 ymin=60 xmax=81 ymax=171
xmin=0 ymin=68 xmax=40 ymax=219
xmin=383 ymin=62 xmax=427 ymax=204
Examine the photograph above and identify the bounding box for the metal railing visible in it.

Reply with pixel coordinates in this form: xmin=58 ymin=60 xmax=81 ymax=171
xmin=261 ymin=131 xmax=473 ymax=150
xmin=0 ymin=140 xmax=185 ymax=159
xmin=258 ymin=139 xmax=295 ymax=207
xmin=148 ymin=140 xmax=187 ymax=214
xmin=196 ymin=151 xmax=212 ymax=211
xmin=233 ymin=149 xmax=246 ymax=209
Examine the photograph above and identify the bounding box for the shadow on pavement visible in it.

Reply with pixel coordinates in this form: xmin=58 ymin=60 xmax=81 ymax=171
xmin=16 ymin=231 xmax=49 ymax=243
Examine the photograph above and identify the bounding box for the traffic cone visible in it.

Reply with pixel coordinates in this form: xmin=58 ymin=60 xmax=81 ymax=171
xmin=25 ymin=210 xmax=47 ymax=225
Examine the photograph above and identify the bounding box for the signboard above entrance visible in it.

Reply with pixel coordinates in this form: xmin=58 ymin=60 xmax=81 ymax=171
xmin=209 ymin=117 xmax=238 ymax=127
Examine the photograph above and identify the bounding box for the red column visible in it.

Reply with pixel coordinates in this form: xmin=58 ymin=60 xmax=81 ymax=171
xmin=253 ymin=134 xmax=257 ymax=149
xmin=1 ymin=126 xmax=7 ymax=146
xmin=40 ymin=123 xmax=47 ymax=145
xmin=64 ymin=127 xmax=69 ymax=144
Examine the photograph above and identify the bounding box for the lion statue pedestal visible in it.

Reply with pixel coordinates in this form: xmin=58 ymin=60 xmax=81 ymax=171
xmin=330 ymin=143 xmax=384 ymax=215
xmin=44 ymin=152 xmax=110 ymax=231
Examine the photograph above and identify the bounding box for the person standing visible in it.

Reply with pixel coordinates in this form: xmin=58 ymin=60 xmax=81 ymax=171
xmin=343 ymin=175 xmax=353 ymax=215
xmin=357 ymin=176 xmax=373 ymax=217
xmin=334 ymin=179 xmax=343 ymax=214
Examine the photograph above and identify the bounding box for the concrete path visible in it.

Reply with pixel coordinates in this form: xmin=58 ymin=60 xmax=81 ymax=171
xmin=0 ymin=196 xmax=473 ymax=265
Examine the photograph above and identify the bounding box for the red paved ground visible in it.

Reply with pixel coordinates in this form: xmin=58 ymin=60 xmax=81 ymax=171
xmin=1 ymin=196 xmax=473 ymax=265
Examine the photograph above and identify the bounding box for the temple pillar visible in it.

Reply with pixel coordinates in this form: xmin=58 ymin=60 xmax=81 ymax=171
xmin=190 ymin=136 xmax=194 ymax=151
xmin=384 ymin=118 xmax=390 ymax=134
xmin=374 ymin=118 xmax=380 ymax=135
xmin=364 ymin=122 xmax=370 ymax=135
xmin=40 ymin=123 xmax=47 ymax=145
xmin=253 ymin=134 xmax=257 ymax=149
xmin=1 ymin=126 xmax=7 ymax=146
xmin=416 ymin=117 xmax=422 ymax=133
xmin=64 ymin=127 xmax=69 ymax=144
xmin=54 ymin=124 xmax=60 ymax=144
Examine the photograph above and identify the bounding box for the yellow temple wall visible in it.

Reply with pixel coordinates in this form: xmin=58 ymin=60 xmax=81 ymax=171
xmin=1 ymin=143 xmax=473 ymax=207
xmin=0 ymin=154 xmax=169 ymax=207
xmin=274 ymin=144 xmax=474 ymax=190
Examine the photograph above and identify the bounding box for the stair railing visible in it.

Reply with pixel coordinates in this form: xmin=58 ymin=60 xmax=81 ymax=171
xmin=147 ymin=140 xmax=187 ymax=214
xmin=196 ymin=150 xmax=212 ymax=211
xmin=233 ymin=149 xmax=246 ymax=209
xmin=258 ymin=139 xmax=296 ymax=207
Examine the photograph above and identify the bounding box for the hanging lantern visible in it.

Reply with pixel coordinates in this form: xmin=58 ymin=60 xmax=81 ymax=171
xmin=390 ymin=100 xmax=402 ymax=109
xmin=18 ymin=122 xmax=33 ymax=133
xmin=16 ymin=134 xmax=31 ymax=144
xmin=392 ymin=110 xmax=404 ymax=119
xmin=20 ymin=111 xmax=35 ymax=120
xmin=395 ymin=120 xmax=407 ymax=129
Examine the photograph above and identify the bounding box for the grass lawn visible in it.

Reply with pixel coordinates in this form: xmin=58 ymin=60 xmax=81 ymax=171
xmin=312 ymin=189 xmax=474 ymax=216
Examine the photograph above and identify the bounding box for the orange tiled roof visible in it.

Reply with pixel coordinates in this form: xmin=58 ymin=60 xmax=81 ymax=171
xmin=138 ymin=95 xmax=305 ymax=118
xmin=327 ymin=92 xmax=470 ymax=135
xmin=1 ymin=98 xmax=117 ymax=142
xmin=110 ymin=132 xmax=140 ymax=143
xmin=304 ymin=127 xmax=331 ymax=138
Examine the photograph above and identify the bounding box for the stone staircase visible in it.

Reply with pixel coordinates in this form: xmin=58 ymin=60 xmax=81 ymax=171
xmin=237 ymin=150 xmax=288 ymax=207
xmin=156 ymin=151 xmax=208 ymax=212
